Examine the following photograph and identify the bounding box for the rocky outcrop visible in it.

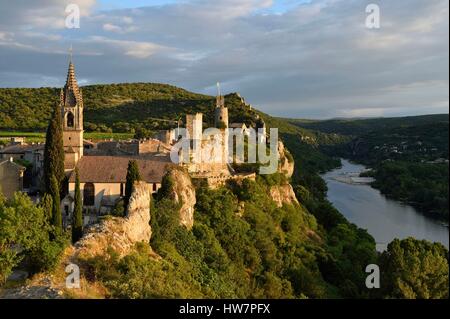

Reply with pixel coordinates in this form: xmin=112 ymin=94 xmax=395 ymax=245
xmin=74 ymin=182 xmax=152 ymax=259
xmin=164 ymin=168 xmax=196 ymax=230
xmin=269 ymin=184 xmax=299 ymax=208
xmin=278 ymin=140 xmax=295 ymax=178
xmin=0 ymin=283 xmax=62 ymax=299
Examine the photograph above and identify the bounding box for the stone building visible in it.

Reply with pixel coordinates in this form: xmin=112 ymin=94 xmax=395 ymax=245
xmin=0 ymin=158 xmax=25 ymax=199
xmin=0 ymin=142 xmax=45 ymax=189
xmin=176 ymin=89 xmax=257 ymax=187
xmin=63 ymin=155 xmax=172 ymax=216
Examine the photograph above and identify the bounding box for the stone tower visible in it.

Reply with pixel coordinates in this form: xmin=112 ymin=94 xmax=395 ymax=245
xmin=61 ymin=58 xmax=84 ymax=170
xmin=214 ymin=83 xmax=228 ymax=129
xmin=213 ymin=83 xmax=229 ymax=166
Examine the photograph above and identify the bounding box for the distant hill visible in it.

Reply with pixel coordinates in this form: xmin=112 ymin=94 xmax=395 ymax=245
xmin=286 ymin=114 xmax=449 ymax=136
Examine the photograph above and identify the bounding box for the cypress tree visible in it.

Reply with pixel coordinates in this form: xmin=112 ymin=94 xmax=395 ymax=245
xmin=44 ymin=104 xmax=65 ymax=193
xmin=124 ymin=160 xmax=141 ymax=211
xmin=39 ymin=193 xmax=53 ymax=224
xmin=49 ymin=174 xmax=62 ymax=235
xmin=72 ymin=168 xmax=83 ymax=243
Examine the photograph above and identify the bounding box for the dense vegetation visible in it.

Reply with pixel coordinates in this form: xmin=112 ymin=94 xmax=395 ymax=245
xmin=0 ymin=84 xmax=258 ymax=135
xmin=0 ymin=193 xmax=67 ymax=284
xmin=76 ymin=172 xmax=447 ymax=299
xmin=288 ymin=114 xmax=448 ymax=137
xmin=370 ymin=162 xmax=448 ymax=219
xmin=79 ymin=173 xmax=380 ymax=298
xmin=379 ymin=238 xmax=448 ymax=299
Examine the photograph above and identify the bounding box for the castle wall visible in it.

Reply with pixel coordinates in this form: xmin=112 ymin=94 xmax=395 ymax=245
xmin=67 ymin=181 xmax=162 ymax=213
xmin=186 ymin=113 xmax=203 ymax=141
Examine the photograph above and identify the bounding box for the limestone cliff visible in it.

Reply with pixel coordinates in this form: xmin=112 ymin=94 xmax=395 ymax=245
xmin=278 ymin=140 xmax=295 ymax=178
xmin=269 ymin=183 xmax=299 ymax=208
xmin=165 ymin=168 xmax=196 ymax=230
xmin=74 ymin=181 xmax=152 ymax=259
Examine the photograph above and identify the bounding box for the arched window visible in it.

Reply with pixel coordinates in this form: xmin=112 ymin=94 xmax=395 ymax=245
xmin=83 ymin=183 xmax=95 ymax=206
xmin=67 ymin=112 xmax=75 ymax=128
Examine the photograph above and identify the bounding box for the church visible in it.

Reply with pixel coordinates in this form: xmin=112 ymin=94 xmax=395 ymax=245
xmin=60 ymin=59 xmax=173 ymax=220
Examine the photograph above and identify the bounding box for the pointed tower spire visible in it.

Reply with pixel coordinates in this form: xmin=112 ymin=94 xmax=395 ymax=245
xmin=60 ymin=46 xmax=84 ymax=169
xmin=61 ymin=46 xmax=81 ymax=108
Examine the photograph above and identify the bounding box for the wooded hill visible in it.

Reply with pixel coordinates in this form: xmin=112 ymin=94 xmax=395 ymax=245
xmin=0 ymin=84 xmax=258 ymax=132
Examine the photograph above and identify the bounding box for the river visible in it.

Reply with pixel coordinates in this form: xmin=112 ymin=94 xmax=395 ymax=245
xmin=322 ymin=159 xmax=449 ymax=251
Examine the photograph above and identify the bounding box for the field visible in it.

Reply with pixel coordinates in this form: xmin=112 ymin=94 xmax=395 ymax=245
xmin=0 ymin=131 xmax=134 ymax=143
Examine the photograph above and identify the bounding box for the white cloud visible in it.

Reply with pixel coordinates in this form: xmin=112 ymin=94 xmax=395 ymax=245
xmin=103 ymin=23 xmax=123 ymax=33
xmin=88 ymin=36 xmax=167 ymax=59
xmin=0 ymin=0 xmax=448 ymax=118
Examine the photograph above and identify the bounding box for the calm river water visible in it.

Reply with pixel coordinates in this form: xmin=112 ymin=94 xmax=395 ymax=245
xmin=322 ymin=159 xmax=449 ymax=251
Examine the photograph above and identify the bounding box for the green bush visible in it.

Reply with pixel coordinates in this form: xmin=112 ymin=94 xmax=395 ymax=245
xmin=0 ymin=193 xmax=66 ymax=284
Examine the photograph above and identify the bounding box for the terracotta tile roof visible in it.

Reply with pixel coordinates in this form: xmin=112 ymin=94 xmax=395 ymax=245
xmin=69 ymin=155 xmax=174 ymax=183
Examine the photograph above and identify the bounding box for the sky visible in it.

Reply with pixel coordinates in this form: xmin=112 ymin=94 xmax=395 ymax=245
xmin=0 ymin=0 xmax=448 ymax=119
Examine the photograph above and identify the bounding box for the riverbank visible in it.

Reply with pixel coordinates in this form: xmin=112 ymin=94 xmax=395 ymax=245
xmin=331 ymin=171 xmax=375 ymax=185
xmin=344 ymin=158 xmax=449 ymax=222
xmin=322 ymin=159 xmax=449 ymax=251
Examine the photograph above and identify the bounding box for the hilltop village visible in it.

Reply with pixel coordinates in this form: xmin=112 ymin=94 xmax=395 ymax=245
xmin=0 ymin=60 xmax=285 ymax=227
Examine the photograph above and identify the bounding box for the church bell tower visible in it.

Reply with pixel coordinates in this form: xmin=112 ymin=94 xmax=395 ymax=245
xmin=61 ymin=52 xmax=84 ymax=170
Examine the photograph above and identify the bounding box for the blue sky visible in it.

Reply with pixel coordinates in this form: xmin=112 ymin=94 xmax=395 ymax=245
xmin=0 ymin=0 xmax=448 ymax=119
xmin=97 ymin=0 xmax=311 ymax=13
xmin=97 ymin=0 xmax=181 ymax=10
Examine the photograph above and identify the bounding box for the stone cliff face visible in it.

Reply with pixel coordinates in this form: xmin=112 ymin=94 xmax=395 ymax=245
xmin=74 ymin=181 xmax=152 ymax=259
xmin=165 ymin=168 xmax=196 ymax=230
xmin=278 ymin=140 xmax=295 ymax=178
xmin=269 ymin=184 xmax=299 ymax=208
